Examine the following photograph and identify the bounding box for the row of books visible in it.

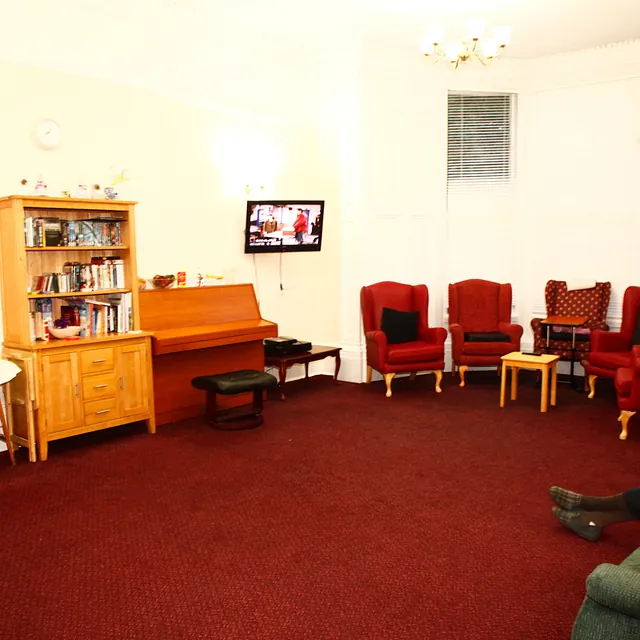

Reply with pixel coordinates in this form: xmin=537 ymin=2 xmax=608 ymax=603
xmin=29 ymin=257 xmax=126 ymax=294
xmin=29 ymin=293 xmax=133 ymax=340
xmin=24 ymin=217 xmax=123 ymax=247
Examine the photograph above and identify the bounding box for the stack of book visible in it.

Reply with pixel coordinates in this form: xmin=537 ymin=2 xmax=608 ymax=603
xmin=28 ymin=292 xmax=133 ymax=340
xmin=24 ymin=216 xmax=123 ymax=247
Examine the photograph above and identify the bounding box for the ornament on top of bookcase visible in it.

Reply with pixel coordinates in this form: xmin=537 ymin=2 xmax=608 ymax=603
xmin=91 ymin=184 xmax=104 ymax=199
xmin=105 ymin=165 xmax=130 ymax=200
xmin=34 ymin=179 xmax=47 ymax=196
xmin=74 ymin=184 xmax=89 ymax=198
xmin=18 ymin=178 xmax=29 ymax=195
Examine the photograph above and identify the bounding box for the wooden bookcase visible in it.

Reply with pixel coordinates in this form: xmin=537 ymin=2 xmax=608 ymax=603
xmin=0 ymin=196 xmax=155 ymax=461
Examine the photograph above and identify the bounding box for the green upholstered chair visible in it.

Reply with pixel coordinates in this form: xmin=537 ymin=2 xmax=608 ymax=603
xmin=571 ymin=547 xmax=640 ymax=639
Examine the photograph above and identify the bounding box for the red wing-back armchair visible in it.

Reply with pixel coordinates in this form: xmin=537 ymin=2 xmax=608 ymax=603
xmin=448 ymin=279 xmax=523 ymax=387
xmin=583 ymin=286 xmax=640 ymax=399
xmin=530 ymin=281 xmax=611 ymax=365
xmin=615 ymin=345 xmax=640 ymax=441
xmin=361 ymin=281 xmax=447 ymax=398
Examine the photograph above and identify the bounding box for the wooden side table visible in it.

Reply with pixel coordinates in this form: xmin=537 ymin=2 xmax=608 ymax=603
xmin=500 ymin=352 xmax=560 ymax=413
xmin=264 ymin=345 xmax=341 ymax=400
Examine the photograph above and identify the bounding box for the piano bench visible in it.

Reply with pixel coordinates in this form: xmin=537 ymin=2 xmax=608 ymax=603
xmin=191 ymin=369 xmax=278 ymax=430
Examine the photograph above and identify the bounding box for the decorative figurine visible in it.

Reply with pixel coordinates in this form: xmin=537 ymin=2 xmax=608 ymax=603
xmin=91 ymin=184 xmax=104 ymax=199
xmin=18 ymin=178 xmax=29 ymax=195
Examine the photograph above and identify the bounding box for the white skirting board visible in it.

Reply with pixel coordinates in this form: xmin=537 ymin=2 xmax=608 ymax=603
xmin=284 ymin=341 xmax=587 ymax=385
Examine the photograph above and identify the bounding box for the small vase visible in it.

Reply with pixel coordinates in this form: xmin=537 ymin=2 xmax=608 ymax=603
xmin=104 ymin=187 xmax=118 ymax=200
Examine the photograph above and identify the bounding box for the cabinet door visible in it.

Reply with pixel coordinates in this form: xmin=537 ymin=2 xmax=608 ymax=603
xmin=41 ymin=352 xmax=82 ymax=434
xmin=117 ymin=342 xmax=149 ymax=418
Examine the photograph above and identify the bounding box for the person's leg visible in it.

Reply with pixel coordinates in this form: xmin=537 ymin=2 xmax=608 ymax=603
xmin=549 ymin=486 xmax=640 ymax=513
xmin=550 ymin=486 xmax=640 ymax=542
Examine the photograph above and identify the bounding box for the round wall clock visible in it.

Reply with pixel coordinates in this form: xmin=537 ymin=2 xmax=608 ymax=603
xmin=35 ymin=119 xmax=62 ymax=150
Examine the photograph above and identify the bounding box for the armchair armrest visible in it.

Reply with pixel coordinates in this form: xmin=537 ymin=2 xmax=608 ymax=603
xmin=365 ymin=330 xmax=388 ymax=371
xmin=591 ymin=329 xmax=631 ymax=353
xmin=498 ymin=322 xmax=524 ymax=345
xmin=584 ymin=563 xmax=640 ymax=619
xmin=418 ymin=325 xmax=447 ymax=345
xmin=449 ymin=323 xmax=465 ymax=360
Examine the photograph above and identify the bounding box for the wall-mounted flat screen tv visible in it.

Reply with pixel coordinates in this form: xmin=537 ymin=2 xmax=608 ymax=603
xmin=244 ymin=200 xmax=324 ymax=254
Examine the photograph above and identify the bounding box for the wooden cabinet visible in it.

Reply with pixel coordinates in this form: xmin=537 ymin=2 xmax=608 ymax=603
xmin=0 ymin=196 xmax=156 ymax=461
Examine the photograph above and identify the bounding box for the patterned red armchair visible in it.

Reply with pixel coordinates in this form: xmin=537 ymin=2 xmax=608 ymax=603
xmin=448 ymin=279 xmax=523 ymax=387
xmin=361 ymin=281 xmax=447 ymax=398
xmin=584 ymin=286 xmax=640 ymax=399
xmin=530 ymin=281 xmax=611 ymax=363
xmin=615 ymin=345 xmax=640 ymax=441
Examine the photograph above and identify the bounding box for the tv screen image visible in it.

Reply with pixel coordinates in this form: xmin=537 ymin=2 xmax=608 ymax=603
xmin=244 ymin=200 xmax=324 ymax=254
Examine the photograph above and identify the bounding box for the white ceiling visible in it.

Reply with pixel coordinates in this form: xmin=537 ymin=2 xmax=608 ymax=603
xmin=1 ymin=0 xmax=639 ymax=100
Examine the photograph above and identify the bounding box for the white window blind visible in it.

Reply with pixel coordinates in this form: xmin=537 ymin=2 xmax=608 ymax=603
xmin=447 ymin=92 xmax=515 ymax=202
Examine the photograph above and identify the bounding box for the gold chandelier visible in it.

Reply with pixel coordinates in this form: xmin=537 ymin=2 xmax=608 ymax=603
xmin=420 ymin=20 xmax=511 ymax=69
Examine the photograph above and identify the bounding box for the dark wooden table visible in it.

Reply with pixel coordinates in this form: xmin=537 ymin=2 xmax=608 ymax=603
xmin=264 ymin=345 xmax=341 ymax=399
xmin=540 ymin=315 xmax=588 ymax=387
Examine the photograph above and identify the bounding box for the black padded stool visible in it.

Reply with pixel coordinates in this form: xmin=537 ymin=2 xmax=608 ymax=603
xmin=191 ymin=370 xmax=278 ymax=430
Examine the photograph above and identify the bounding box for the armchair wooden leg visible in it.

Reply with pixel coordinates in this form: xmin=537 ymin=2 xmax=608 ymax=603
xmin=409 ymin=372 xmax=417 ymax=381
xmin=618 ymin=410 xmax=635 ymax=440
xmin=366 ymin=366 xmax=373 ymax=384
xmin=433 ymin=370 xmax=443 ymax=393
xmin=459 ymin=365 xmax=468 ymax=388
xmin=587 ymin=375 xmax=597 ymax=399
xmin=383 ymin=373 xmax=395 ymax=398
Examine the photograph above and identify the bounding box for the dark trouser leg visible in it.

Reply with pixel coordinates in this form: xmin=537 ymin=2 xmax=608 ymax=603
xmin=623 ymin=488 xmax=640 ymax=518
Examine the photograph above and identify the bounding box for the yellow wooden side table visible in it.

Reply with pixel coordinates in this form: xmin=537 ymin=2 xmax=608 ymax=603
xmin=500 ymin=352 xmax=560 ymax=413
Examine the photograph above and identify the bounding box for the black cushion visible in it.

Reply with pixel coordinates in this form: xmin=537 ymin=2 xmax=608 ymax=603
xmin=632 ymin=313 xmax=640 ymax=347
xmin=464 ymin=332 xmax=511 ymax=343
xmin=381 ymin=307 xmax=419 ymax=344
xmin=192 ymin=370 xmax=277 ymax=395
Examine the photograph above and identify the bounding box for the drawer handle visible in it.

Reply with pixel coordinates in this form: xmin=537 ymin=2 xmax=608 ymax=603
xmin=93 ymin=384 xmax=108 ymax=389
xmin=92 ymin=359 xmax=107 ymax=364
xmin=95 ymin=409 xmax=110 ymax=415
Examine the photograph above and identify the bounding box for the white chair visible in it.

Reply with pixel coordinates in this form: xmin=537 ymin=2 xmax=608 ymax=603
xmin=0 ymin=360 xmax=22 ymax=465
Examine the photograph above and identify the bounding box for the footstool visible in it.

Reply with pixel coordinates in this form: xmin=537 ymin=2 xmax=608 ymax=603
xmin=191 ymin=369 xmax=278 ymax=430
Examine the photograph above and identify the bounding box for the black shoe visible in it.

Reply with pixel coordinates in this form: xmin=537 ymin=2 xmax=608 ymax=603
xmin=552 ymin=507 xmax=602 ymax=542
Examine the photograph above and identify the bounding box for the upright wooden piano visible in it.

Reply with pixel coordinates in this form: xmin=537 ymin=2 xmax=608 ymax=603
xmin=139 ymin=283 xmax=278 ymax=425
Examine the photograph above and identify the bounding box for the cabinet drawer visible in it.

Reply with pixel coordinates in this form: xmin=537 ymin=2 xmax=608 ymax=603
xmin=80 ymin=348 xmax=115 ymax=375
xmin=84 ymin=398 xmax=118 ymax=425
xmin=82 ymin=373 xmax=117 ymax=402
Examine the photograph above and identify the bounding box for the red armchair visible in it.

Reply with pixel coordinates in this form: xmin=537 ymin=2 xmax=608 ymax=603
xmin=615 ymin=345 xmax=640 ymax=440
xmin=584 ymin=286 xmax=640 ymax=399
xmin=448 ymin=279 xmax=523 ymax=387
xmin=530 ymin=280 xmax=611 ymax=364
xmin=360 ymin=281 xmax=447 ymax=398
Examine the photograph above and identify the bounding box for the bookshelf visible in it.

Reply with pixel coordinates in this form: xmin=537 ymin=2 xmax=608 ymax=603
xmin=0 ymin=196 xmax=155 ymax=462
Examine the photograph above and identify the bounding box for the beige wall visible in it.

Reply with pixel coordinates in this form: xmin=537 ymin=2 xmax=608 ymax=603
xmin=0 ymin=60 xmax=342 ymax=347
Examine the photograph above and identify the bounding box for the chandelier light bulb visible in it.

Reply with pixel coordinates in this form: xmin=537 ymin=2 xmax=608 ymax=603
xmin=427 ymin=24 xmax=445 ymax=45
xmin=445 ymin=42 xmax=462 ymax=62
xmin=466 ymin=19 xmax=486 ymax=40
xmin=481 ymin=39 xmax=499 ymax=59
xmin=492 ymin=26 xmax=511 ymax=47
xmin=420 ymin=37 xmax=436 ymax=56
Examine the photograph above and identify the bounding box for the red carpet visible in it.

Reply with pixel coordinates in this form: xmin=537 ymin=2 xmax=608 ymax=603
xmin=0 ymin=372 xmax=637 ymax=639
